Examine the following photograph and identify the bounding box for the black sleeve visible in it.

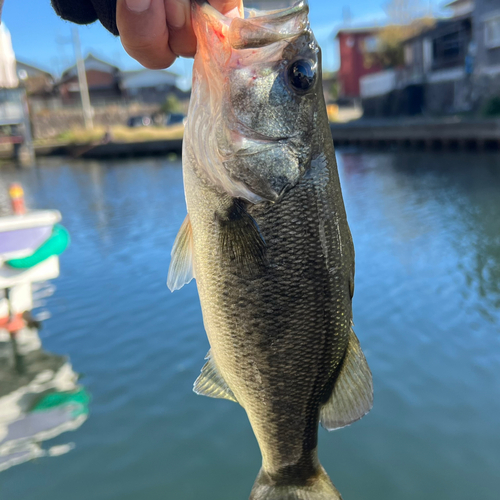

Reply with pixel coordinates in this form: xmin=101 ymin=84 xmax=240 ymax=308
xmin=51 ymin=0 xmax=119 ymax=36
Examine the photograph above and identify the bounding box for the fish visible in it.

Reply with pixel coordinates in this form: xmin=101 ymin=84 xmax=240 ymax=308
xmin=167 ymin=1 xmax=373 ymax=499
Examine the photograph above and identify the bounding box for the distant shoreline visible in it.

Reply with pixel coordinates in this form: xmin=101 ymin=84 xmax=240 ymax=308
xmin=5 ymin=117 xmax=499 ymax=163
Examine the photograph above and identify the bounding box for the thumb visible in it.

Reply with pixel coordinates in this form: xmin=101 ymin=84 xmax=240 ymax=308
xmin=116 ymin=0 xmax=177 ymax=69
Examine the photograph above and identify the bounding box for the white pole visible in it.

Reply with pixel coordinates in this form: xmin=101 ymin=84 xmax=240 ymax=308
xmin=72 ymin=27 xmax=93 ymax=130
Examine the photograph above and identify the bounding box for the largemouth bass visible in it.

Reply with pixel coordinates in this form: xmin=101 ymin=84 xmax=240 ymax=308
xmin=168 ymin=1 xmax=373 ymax=498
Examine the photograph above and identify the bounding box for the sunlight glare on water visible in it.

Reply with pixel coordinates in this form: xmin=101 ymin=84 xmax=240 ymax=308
xmin=0 ymin=151 xmax=499 ymax=500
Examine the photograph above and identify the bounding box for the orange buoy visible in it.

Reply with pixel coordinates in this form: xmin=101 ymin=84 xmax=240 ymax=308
xmin=0 ymin=313 xmax=25 ymax=334
xmin=9 ymin=183 xmax=26 ymax=215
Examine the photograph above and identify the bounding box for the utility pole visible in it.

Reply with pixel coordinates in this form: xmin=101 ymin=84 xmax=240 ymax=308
xmin=72 ymin=27 xmax=93 ymax=130
xmin=342 ymin=6 xmax=352 ymax=25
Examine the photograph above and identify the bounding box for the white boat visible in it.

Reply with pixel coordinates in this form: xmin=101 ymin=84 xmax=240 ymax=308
xmin=0 ymin=200 xmax=87 ymax=472
xmin=0 ymin=210 xmax=62 ymax=334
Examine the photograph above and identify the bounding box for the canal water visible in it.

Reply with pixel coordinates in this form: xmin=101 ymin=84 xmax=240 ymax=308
xmin=0 ymin=150 xmax=499 ymax=500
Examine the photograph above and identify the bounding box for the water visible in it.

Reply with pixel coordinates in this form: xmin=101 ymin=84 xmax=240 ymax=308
xmin=0 ymin=151 xmax=499 ymax=500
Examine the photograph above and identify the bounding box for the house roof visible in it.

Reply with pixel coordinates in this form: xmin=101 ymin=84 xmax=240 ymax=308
xmin=60 ymin=54 xmax=119 ymax=82
xmin=16 ymin=60 xmax=54 ymax=80
xmin=444 ymin=0 xmax=472 ymax=7
xmin=402 ymin=16 xmax=470 ymax=44
xmin=443 ymin=0 xmax=474 ymax=18
xmin=16 ymin=60 xmax=55 ymax=82
xmin=335 ymin=26 xmax=383 ymax=38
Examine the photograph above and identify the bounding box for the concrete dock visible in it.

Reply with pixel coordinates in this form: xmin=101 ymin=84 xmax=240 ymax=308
xmin=69 ymin=139 xmax=183 ymax=158
xmin=28 ymin=117 xmax=500 ymax=162
xmin=330 ymin=118 xmax=500 ymax=150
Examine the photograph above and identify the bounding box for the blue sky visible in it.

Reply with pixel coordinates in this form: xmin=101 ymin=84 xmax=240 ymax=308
xmin=2 ymin=0 xmax=444 ymax=88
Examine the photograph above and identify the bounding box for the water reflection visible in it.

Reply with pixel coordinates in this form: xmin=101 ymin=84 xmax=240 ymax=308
xmin=339 ymin=151 xmax=500 ymax=315
xmin=0 ymin=317 xmax=89 ymax=472
xmin=0 ymin=156 xmax=498 ymax=500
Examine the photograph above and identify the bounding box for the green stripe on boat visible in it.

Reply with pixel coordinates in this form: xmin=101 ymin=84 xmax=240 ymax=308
xmin=6 ymin=224 xmax=70 ymax=269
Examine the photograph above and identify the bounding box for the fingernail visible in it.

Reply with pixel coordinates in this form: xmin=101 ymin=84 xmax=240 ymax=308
xmin=166 ymin=0 xmax=186 ymax=29
xmin=125 ymin=0 xmax=152 ymax=13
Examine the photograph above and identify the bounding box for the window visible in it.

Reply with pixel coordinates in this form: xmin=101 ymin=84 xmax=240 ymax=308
xmin=430 ymin=19 xmax=471 ymax=70
xmin=485 ymin=16 xmax=500 ymax=49
xmin=432 ymin=31 xmax=465 ymax=69
xmin=364 ymin=36 xmax=379 ymax=53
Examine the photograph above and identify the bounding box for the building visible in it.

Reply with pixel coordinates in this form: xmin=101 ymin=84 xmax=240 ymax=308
xmin=336 ymin=27 xmax=383 ymax=98
xmin=16 ymin=61 xmax=55 ymax=92
xmin=0 ymin=24 xmax=33 ymax=162
xmin=472 ymin=0 xmax=500 ymax=106
xmin=403 ymin=11 xmax=473 ymax=114
xmin=446 ymin=0 xmax=475 ymax=18
xmin=360 ymin=0 xmax=500 ymax=116
xmin=57 ymin=57 xmax=184 ymax=107
xmin=121 ymin=69 xmax=179 ymax=104
xmin=360 ymin=1 xmax=476 ymax=116
xmin=58 ymin=54 xmax=122 ymax=105
xmin=16 ymin=61 xmax=57 ymax=110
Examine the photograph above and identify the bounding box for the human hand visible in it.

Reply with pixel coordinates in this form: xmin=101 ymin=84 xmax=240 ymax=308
xmin=117 ymin=0 xmax=242 ymax=69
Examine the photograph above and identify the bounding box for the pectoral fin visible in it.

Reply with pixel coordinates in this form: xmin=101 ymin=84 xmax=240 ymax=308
xmin=167 ymin=215 xmax=195 ymax=292
xmin=216 ymin=200 xmax=267 ymax=273
xmin=194 ymin=350 xmax=238 ymax=403
xmin=320 ymin=329 xmax=373 ymax=431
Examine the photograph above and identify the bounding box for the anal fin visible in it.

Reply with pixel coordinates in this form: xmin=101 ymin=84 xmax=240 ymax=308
xmin=194 ymin=350 xmax=238 ymax=403
xmin=320 ymin=329 xmax=373 ymax=431
xmin=167 ymin=215 xmax=195 ymax=292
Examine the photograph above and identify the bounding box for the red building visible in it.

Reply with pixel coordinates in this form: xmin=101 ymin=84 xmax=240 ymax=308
xmin=336 ymin=27 xmax=383 ymax=98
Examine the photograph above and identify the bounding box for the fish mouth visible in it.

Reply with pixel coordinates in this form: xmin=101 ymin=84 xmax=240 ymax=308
xmin=196 ymin=0 xmax=309 ymax=50
xmin=245 ymin=0 xmax=309 ymax=20
xmin=235 ymin=121 xmax=289 ymax=145
xmin=219 ymin=120 xmax=291 ymax=161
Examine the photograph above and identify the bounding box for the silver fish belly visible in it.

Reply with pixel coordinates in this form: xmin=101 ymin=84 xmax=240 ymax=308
xmin=168 ymin=2 xmax=373 ymax=499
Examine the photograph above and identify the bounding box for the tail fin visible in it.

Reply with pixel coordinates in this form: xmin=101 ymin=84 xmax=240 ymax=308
xmin=250 ymin=466 xmax=343 ymax=500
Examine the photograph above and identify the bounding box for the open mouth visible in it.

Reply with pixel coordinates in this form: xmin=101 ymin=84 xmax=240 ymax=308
xmin=219 ymin=132 xmax=287 ymax=162
xmin=196 ymin=0 xmax=309 ymax=50
xmin=234 ymin=120 xmax=288 ymax=144
xmin=217 ymin=119 xmax=291 ymax=161
xmin=197 ymin=0 xmax=308 ymax=20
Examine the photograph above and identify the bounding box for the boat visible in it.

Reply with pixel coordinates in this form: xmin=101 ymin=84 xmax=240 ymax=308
xmin=0 ymin=332 xmax=90 ymax=472
xmin=0 ymin=184 xmax=69 ymax=336
xmin=0 ymin=184 xmax=88 ymax=472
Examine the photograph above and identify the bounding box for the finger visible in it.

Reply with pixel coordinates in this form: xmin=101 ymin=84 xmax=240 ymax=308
xmin=209 ymin=0 xmax=243 ymax=16
xmin=117 ymin=0 xmax=177 ymax=69
xmin=165 ymin=0 xmax=197 ymax=58
xmin=166 ymin=0 xmax=242 ymax=59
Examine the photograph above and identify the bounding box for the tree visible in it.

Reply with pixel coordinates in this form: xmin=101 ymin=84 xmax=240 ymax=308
xmin=364 ymin=0 xmax=435 ymax=69
xmin=160 ymin=94 xmax=182 ymax=115
xmin=384 ymin=0 xmax=426 ymax=25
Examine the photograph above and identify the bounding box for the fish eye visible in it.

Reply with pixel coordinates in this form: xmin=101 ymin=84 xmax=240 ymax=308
xmin=287 ymin=59 xmax=317 ymax=93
